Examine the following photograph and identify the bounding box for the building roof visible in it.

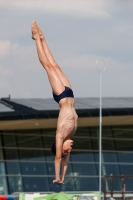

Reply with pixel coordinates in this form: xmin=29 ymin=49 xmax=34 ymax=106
xmin=0 ymin=97 xmax=133 ymax=121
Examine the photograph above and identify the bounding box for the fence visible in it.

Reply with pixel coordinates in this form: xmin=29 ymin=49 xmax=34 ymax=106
xmin=104 ymin=174 xmax=133 ymax=200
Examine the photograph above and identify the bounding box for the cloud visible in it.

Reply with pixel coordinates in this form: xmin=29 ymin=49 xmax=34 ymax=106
xmin=0 ymin=63 xmax=13 ymax=95
xmin=0 ymin=64 xmax=13 ymax=78
xmin=112 ymin=26 xmax=128 ymax=34
xmin=0 ymin=41 xmax=12 ymax=57
xmin=0 ymin=0 xmax=133 ymax=98
xmin=0 ymin=40 xmax=15 ymax=95
xmin=0 ymin=39 xmax=132 ymax=98
xmin=1 ymin=0 xmax=133 ymax=20
xmin=113 ymin=0 xmax=133 ymax=13
xmin=112 ymin=25 xmax=133 ymax=36
xmin=1 ymin=0 xmax=111 ymax=19
xmin=0 ymin=40 xmax=19 ymax=57
xmin=59 ymin=52 xmax=128 ymax=72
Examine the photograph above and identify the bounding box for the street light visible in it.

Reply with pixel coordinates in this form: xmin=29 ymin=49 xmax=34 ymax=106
xmin=96 ymin=58 xmax=106 ymax=199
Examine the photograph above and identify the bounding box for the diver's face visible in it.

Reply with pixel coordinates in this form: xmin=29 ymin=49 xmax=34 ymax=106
xmin=62 ymin=140 xmax=73 ymax=157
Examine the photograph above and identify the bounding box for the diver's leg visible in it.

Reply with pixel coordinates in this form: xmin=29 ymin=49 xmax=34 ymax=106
xmin=31 ymin=21 xmax=64 ymax=95
xmin=35 ymin=22 xmax=72 ymax=89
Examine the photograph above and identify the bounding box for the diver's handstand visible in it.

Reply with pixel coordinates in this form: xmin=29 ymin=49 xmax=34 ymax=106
xmin=31 ymin=21 xmax=78 ymax=184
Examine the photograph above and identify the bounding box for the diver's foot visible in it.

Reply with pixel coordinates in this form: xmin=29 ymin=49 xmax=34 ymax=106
xmin=31 ymin=21 xmax=40 ymax=40
xmin=35 ymin=23 xmax=44 ymax=39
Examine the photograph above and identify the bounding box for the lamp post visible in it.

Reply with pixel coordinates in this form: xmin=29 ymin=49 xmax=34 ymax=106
xmin=96 ymin=58 xmax=106 ymax=199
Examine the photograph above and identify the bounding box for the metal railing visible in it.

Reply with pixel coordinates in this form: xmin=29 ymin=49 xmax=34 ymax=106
xmin=104 ymin=174 xmax=133 ymax=200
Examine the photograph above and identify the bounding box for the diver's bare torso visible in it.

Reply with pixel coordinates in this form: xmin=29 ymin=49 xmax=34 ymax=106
xmin=56 ymin=97 xmax=78 ymax=140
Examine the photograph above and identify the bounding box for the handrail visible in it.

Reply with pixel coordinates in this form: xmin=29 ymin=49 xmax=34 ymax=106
xmin=104 ymin=174 xmax=133 ymax=200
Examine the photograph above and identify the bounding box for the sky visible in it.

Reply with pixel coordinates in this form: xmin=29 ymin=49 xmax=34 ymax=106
xmin=0 ymin=0 xmax=133 ymax=99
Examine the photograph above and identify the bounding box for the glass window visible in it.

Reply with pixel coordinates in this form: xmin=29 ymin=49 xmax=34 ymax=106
xmin=42 ymin=135 xmax=55 ymax=149
xmin=46 ymin=162 xmax=72 ymax=176
xmin=0 ymin=136 xmax=8 ymax=195
xmin=2 ymin=133 xmax=17 ymax=147
xmin=0 ymin=150 xmax=3 ymax=160
xmin=42 ymin=129 xmax=55 ymax=136
xmin=112 ymin=126 xmax=133 ymax=139
xmin=0 ymin=162 xmax=5 ymax=175
xmin=93 ymin=152 xmax=99 ymax=162
xmin=103 ymin=152 xmax=118 ymax=163
xmin=22 ymin=177 xmax=49 ymax=192
xmin=124 ymin=178 xmax=133 ymax=191
xmin=7 ymin=176 xmax=23 ymax=194
xmin=1 ymin=126 xmax=133 ymax=194
xmin=92 ymin=139 xmax=115 ymax=151
xmin=0 ymin=176 xmax=8 ymax=195
xmin=102 ymin=127 xmax=113 ymax=138
xmin=71 ymin=163 xmax=97 ymax=176
xmin=91 ymin=138 xmax=99 ymax=150
xmin=71 ymin=151 xmax=133 ymax=163
xmin=102 ymin=139 xmax=115 ymax=151
xmin=90 ymin=127 xmax=113 ymax=138
xmin=99 ymin=164 xmax=119 ymax=176
xmin=17 ymin=134 xmax=43 ymax=149
xmin=75 ymin=127 xmax=90 ymax=137
xmin=20 ymin=162 xmax=47 ymax=175
xmin=52 ymin=177 xmax=98 ymax=192
xmin=119 ymin=164 xmax=133 ymax=175
xmin=42 ymin=129 xmax=56 ymax=148
xmin=64 ymin=163 xmax=73 ymax=175
xmin=45 ymin=150 xmax=55 ymax=161
xmin=5 ymin=161 xmax=21 ymax=175
xmin=62 ymin=176 xmax=77 ymax=191
xmin=117 ymin=152 xmax=133 ymax=163
xmin=46 ymin=162 xmax=54 ymax=176
xmin=4 ymin=149 xmax=18 ymax=160
xmin=104 ymin=177 xmax=121 ymax=192
xmin=70 ymin=152 xmax=95 ymax=162
xmin=90 ymin=127 xmax=98 ymax=137
xmin=0 ymin=136 xmax=2 ymax=150
xmin=0 ymin=136 xmax=4 ymax=160
xmin=115 ymin=139 xmax=133 ymax=151
xmin=49 ymin=176 xmax=75 ymax=192
xmin=19 ymin=149 xmax=45 ymax=161
xmin=16 ymin=130 xmax=41 ymax=135
xmin=63 ymin=177 xmax=98 ymax=191
xmin=62 ymin=176 xmax=76 ymax=191
xmin=73 ymin=137 xmax=92 ymax=150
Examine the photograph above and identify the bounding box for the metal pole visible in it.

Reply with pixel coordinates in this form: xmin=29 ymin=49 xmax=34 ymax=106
xmin=96 ymin=58 xmax=106 ymax=200
xmin=99 ymin=72 xmax=102 ymax=199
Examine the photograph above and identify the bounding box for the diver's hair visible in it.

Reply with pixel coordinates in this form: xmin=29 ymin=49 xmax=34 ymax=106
xmin=51 ymin=141 xmax=56 ymax=155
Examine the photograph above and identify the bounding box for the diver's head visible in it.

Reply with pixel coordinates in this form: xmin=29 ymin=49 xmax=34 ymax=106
xmin=51 ymin=140 xmax=73 ymax=157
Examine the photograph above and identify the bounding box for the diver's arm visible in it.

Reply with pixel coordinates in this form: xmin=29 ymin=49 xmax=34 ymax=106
xmin=60 ymin=153 xmax=70 ymax=183
xmin=53 ymin=135 xmax=63 ymax=183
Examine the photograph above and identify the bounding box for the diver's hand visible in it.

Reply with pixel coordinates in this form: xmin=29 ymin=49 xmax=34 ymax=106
xmin=53 ymin=179 xmax=61 ymax=183
xmin=58 ymin=180 xmax=64 ymax=184
xmin=53 ymin=179 xmax=64 ymax=184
